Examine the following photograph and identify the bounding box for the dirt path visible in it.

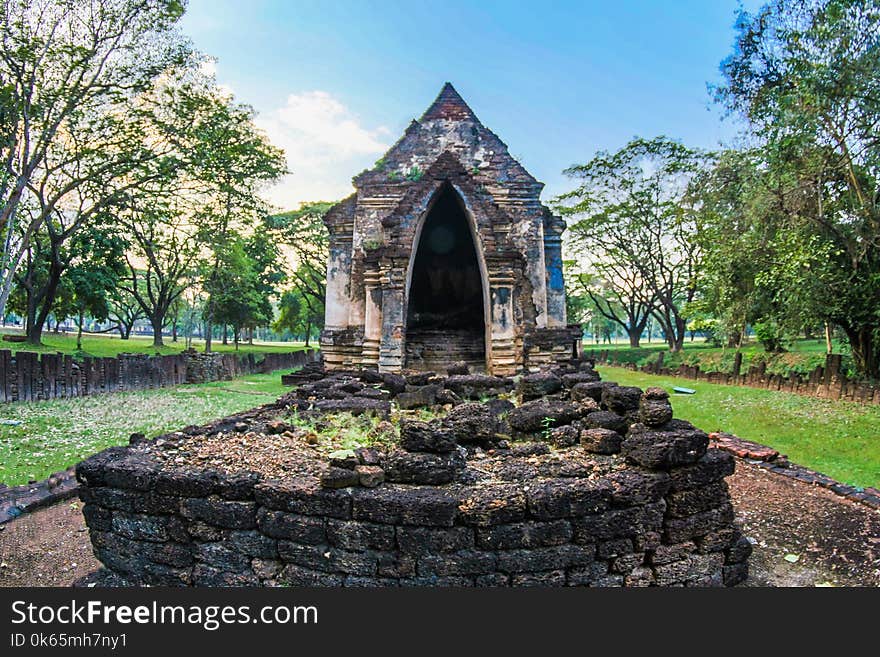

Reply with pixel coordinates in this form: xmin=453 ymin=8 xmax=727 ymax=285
xmin=730 ymin=461 xmax=880 ymax=587
xmin=0 ymin=459 xmax=878 ymax=587
xmin=0 ymin=501 xmax=99 ymax=587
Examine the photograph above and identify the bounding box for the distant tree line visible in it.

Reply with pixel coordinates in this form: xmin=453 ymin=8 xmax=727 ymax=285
xmin=0 ymin=0 xmax=331 ymax=351
xmin=559 ymin=0 xmax=880 ymax=380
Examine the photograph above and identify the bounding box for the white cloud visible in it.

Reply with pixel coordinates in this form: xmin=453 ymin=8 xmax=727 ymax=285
xmin=256 ymin=91 xmax=389 ymax=209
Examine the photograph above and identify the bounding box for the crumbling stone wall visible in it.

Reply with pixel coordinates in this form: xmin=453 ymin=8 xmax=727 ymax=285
xmin=76 ymin=360 xmax=750 ymax=587
xmin=0 ymin=348 xmax=319 ymax=402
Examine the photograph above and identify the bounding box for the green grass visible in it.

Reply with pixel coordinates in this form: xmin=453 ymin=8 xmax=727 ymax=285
xmin=0 ymin=370 xmax=292 ymax=487
xmin=583 ymin=338 xmax=852 ymax=378
xmin=0 ymin=329 xmax=309 ymax=359
xmin=599 ymin=365 xmax=880 ymax=489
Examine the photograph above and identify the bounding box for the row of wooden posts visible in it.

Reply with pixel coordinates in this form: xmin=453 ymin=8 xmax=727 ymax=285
xmin=587 ymin=350 xmax=880 ymax=406
xmin=0 ymin=348 xmax=318 ymax=403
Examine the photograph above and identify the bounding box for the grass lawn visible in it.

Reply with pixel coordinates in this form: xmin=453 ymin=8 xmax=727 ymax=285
xmin=0 ymin=328 xmax=309 ymax=359
xmin=0 ymin=370 xmax=291 ymax=487
xmin=582 ymin=337 xmax=853 ymax=379
xmin=587 ymin=337 xmax=841 ymax=354
xmin=599 ymin=365 xmax=880 ymax=489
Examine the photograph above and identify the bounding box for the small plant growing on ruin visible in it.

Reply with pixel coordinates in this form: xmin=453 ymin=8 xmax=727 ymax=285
xmin=405 ymin=166 xmax=423 ymax=182
xmin=373 ymin=157 xmax=387 ymax=171
xmin=387 ymin=170 xmax=401 ymax=181
xmin=283 ymin=410 xmax=396 ymax=452
xmin=540 ymin=415 xmax=554 ymax=441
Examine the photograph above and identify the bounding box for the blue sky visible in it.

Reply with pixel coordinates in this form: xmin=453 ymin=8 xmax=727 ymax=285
xmin=181 ymin=0 xmax=762 ymax=209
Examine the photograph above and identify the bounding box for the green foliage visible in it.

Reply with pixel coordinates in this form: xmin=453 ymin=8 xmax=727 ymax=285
xmin=204 ymin=237 xmax=264 ymax=346
xmin=0 ymin=0 xmax=193 ymax=320
xmin=557 ymin=137 xmax=710 ymax=351
xmin=273 ymin=288 xmax=322 ymax=342
xmin=752 ymin=319 xmax=787 ymax=353
xmin=405 ymin=166 xmax=424 ymax=182
xmin=267 ymin=201 xmax=333 ymax=339
xmin=711 ymin=0 xmax=880 ymax=377
xmin=588 ymin=338 xmax=852 ymax=378
xmin=284 ymin=411 xmax=397 ymax=453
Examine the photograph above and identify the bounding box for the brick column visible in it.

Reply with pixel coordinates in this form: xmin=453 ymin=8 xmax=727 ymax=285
xmin=378 ymin=260 xmax=407 ymax=372
xmin=361 ymin=260 xmax=382 ymax=369
xmin=487 ymin=262 xmax=517 ymax=376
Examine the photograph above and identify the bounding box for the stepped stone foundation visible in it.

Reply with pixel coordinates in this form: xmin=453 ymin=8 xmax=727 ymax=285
xmin=320 ymin=83 xmax=581 ymax=375
xmin=76 ymin=358 xmax=750 ymax=587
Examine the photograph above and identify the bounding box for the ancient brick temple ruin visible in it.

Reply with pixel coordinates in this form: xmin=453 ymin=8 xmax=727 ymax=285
xmin=321 ymin=83 xmax=581 ymax=375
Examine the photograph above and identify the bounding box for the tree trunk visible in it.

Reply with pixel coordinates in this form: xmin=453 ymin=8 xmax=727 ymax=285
xmin=222 ymin=325 xmax=228 ymax=346
xmin=172 ymin=321 xmax=178 ymax=342
xmin=25 ymin=253 xmax=64 ymax=346
xmin=672 ymin=316 xmax=686 ymax=352
xmin=825 ymin=322 xmax=833 ymax=354
xmin=845 ymin=325 xmax=878 ymax=380
xmin=628 ymin=331 xmax=640 ymax=348
xmin=205 ymin=320 xmax=213 ymax=353
xmin=24 ymin=289 xmax=37 ymax=344
xmin=305 ymin=321 xmax=311 ymax=348
xmin=26 ymin=310 xmax=48 ymax=345
xmin=76 ymin=311 xmax=84 ymax=351
xmin=151 ymin=316 xmax=164 ymax=347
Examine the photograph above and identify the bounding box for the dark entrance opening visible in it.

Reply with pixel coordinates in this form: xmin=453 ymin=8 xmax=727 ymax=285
xmin=405 ymin=184 xmax=486 ymax=371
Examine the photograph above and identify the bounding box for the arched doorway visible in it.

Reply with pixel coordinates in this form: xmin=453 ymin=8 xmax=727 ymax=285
xmin=405 ymin=184 xmax=487 ymax=371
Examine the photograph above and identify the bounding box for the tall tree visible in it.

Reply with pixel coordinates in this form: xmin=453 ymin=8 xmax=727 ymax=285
xmin=556 ymin=137 xmax=710 ymax=352
xmin=241 ymin=223 xmax=286 ymax=341
xmin=273 ymin=288 xmax=322 ymax=346
xmin=715 ymin=0 xmax=880 ymax=376
xmin=191 ymin=91 xmax=286 ymax=352
xmin=119 ymin=202 xmax=199 ymax=347
xmin=117 ymin=71 xmax=284 ymax=348
xmin=107 ymin=286 xmax=144 ymax=340
xmin=266 ymin=201 xmax=333 ymax=338
xmin=0 ymin=0 xmax=190 ymax=319
xmin=206 ymin=237 xmax=262 ymax=349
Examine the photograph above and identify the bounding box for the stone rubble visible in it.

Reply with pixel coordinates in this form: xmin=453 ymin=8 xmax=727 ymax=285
xmin=75 ymin=357 xmax=754 ymax=587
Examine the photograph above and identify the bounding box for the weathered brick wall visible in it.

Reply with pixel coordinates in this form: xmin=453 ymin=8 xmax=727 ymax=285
xmin=77 ymin=443 xmax=748 ymax=587
xmin=76 ymin=360 xmax=750 ymax=587
xmin=0 ymin=348 xmax=318 ymax=403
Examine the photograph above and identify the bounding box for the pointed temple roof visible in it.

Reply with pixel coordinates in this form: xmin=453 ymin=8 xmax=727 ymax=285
xmin=420 ymin=82 xmax=481 ymax=123
xmin=352 ymin=83 xmax=541 ymax=190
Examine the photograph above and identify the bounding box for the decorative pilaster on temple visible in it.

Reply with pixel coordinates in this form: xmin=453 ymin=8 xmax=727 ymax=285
xmin=484 ymin=253 xmax=517 ymax=375
xmin=543 ymin=210 xmax=567 ymax=328
xmin=361 ymin=259 xmax=382 ymax=369
xmin=322 ymin=196 xmax=356 ymax=332
xmin=378 ymin=261 xmax=407 ymax=373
